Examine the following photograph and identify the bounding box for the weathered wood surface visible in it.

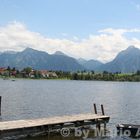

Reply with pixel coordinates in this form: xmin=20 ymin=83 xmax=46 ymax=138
xmin=0 ymin=113 xmax=110 ymax=131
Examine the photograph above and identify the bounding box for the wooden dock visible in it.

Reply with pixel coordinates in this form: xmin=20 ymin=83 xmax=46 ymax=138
xmin=0 ymin=102 xmax=110 ymax=139
xmin=0 ymin=113 xmax=110 ymax=139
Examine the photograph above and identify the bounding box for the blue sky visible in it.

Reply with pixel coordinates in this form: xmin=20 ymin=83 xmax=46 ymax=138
xmin=0 ymin=0 xmax=140 ymax=62
xmin=0 ymin=0 xmax=140 ymax=37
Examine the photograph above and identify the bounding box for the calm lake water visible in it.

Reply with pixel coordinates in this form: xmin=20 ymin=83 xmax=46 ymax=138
xmin=0 ymin=79 xmax=140 ymax=140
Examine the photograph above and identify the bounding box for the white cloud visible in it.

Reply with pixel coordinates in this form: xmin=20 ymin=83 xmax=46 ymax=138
xmin=1 ymin=22 xmax=140 ymax=62
xmin=99 ymin=28 xmax=140 ymax=35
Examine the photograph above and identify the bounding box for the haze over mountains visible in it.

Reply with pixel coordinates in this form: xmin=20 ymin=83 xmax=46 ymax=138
xmin=0 ymin=46 xmax=139 ymax=73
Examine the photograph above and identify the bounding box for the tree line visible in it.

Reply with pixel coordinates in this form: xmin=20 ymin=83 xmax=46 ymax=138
xmin=56 ymin=70 xmax=140 ymax=82
xmin=1 ymin=66 xmax=140 ymax=81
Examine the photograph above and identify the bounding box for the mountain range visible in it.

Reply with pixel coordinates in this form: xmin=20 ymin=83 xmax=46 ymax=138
xmin=98 ymin=46 xmax=140 ymax=73
xmin=77 ymin=58 xmax=103 ymax=71
xmin=0 ymin=46 xmax=140 ymax=73
xmin=0 ymin=48 xmax=84 ymax=71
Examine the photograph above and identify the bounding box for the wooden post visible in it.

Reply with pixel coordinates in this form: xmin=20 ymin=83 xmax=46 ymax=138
xmin=93 ymin=103 xmax=97 ymax=114
xmin=104 ymin=122 xmax=106 ymax=130
xmin=0 ymin=96 xmax=1 ymax=116
xmin=96 ymin=122 xmax=101 ymax=131
xmin=101 ymin=104 xmax=105 ymax=115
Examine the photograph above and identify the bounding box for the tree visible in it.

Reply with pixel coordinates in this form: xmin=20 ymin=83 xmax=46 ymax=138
xmin=23 ymin=67 xmax=32 ymax=75
xmin=103 ymin=71 xmax=109 ymax=75
xmin=34 ymin=70 xmax=42 ymax=79
xmin=12 ymin=67 xmax=16 ymax=71
xmin=136 ymin=70 xmax=140 ymax=75
xmin=7 ymin=66 xmax=11 ymax=71
xmin=7 ymin=66 xmax=11 ymax=77
xmin=72 ymin=73 xmax=78 ymax=80
xmin=91 ymin=71 xmax=95 ymax=74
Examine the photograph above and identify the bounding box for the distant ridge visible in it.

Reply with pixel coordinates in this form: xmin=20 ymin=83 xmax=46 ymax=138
xmin=0 ymin=48 xmax=84 ymax=71
xmin=0 ymin=46 xmax=140 ymax=73
xmin=77 ymin=58 xmax=103 ymax=70
xmin=98 ymin=46 xmax=140 ymax=73
xmin=54 ymin=51 xmax=67 ymax=56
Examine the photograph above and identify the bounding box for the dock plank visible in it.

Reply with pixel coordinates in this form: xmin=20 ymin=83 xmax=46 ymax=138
xmin=0 ymin=113 xmax=110 ymax=131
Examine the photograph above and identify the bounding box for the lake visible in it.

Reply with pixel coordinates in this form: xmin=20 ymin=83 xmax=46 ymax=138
xmin=0 ymin=79 xmax=140 ymax=140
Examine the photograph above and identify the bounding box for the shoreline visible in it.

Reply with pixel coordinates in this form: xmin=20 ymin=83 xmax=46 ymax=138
xmin=0 ymin=76 xmax=140 ymax=82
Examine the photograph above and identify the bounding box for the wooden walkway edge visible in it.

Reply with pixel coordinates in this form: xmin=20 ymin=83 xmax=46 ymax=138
xmin=0 ymin=113 xmax=110 ymax=139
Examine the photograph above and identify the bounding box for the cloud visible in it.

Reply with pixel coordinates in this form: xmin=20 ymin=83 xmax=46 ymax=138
xmin=1 ymin=22 xmax=140 ymax=62
xmin=99 ymin=28 xmax=140 ymax=35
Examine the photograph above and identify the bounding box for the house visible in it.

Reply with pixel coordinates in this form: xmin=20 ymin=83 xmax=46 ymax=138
xmin=39 ymin=70 xmax=58 ymax=78
xmin=0 ymin=68 xmax=7 ymax=75
xmin=39 ymin=70 xmax=49 ymax=78
xmin=11 ymin=71 xmax=17 ymax=76
xmin=29 ymin=70 xmax=35 ymax=78
xmin=48 ymin=72 xmax=58 ymax=78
